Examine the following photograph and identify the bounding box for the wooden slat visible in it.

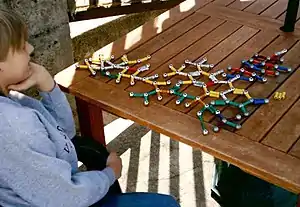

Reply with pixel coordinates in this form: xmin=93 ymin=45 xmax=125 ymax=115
xmin=187 ymin=30 xmax=278 ymax=117
xmin=197 ymin=4 xmax=300 ymax=37
xmin=55 ymin=1 xmax=199 ymax=91
xmin=121 ymin=21 xmax=241 ymax=97
xmin=236 ymin=68 xmax=300 ymax=141
xmin=289 ymin=138 xmax=300 ymax=159
xmin=208 ymin=36 xmax=299 ymax=127
xmin=69 ymin=77 xmax=300 ymax=193
xmin=244 ymin=0 xmax=278 ymax=14
xmin=106 ymin=15 xmax=219 ymax=89
xmin=213 ymin=0 xmax=236 ymax=6
xmin=260 ymin=0 xmax=288 ymax=18
xmin=262 ymin=98 xmax=300 ymax=152
xmin=227 ymin=0 xmax=255 ymax=11
xmin=164 ymin=26 xmax=259 ymax=112
xmin=277 ymin=3 xmax=300 ymax=21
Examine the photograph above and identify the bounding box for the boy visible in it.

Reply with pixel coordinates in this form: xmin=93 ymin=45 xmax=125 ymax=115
xmin=0 ymin=9 xmax=180 ymax=207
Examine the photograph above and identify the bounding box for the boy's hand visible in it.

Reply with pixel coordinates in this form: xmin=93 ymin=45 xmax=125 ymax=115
xmin=106 ymin=152 xmax=122 ymax=179
xmin=7 ymin=62 xmax=55 ymax=92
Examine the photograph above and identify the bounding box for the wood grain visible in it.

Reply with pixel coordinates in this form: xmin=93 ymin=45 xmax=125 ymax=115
xmin=164 ymin=26 xmax=259 ymax=112
xmin=244 ymin=0 xmax=279 ymax=14
xmin=187 ymin=30 xmax=278 ymax=118
xmin=260 ymin=0 xmax=288 ymax=18
xmin=289 ymin=138 xmax=300 ymax=159
xmin=262 ymin=98 xmax=300 ymax=152
xmin=107 ymin=17 xmax=224 ymax=89
xmin=236 ymin=69 xmax=300 ymax=141
xmin=75 ymin=97 xmax=106 ymax=145
xmin=209 ymin=36 xmax=299 ymax=128
xmin=227 ymin=0 xmax=255 ymax=11
xmin=121 ymin=21 xmax=240 ymax=94
xmin=69 ymin=77 xmax=300 ymax=193
xmin=197 ymin=4 xmax=300 ymax=37
xmin=55 ymin=0 xmax=199 ymax=90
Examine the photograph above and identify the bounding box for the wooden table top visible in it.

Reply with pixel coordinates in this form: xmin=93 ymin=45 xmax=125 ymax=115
xmin=55 ymin=0 xmax=300 ymax=194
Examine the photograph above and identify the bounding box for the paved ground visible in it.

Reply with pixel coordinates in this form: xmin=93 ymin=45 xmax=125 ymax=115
xmin=99 ymin=112 xmax=220 ymax=207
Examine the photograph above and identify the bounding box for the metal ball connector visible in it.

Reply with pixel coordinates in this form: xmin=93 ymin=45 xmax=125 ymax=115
xmin=244 ymin=112 xmax=250 ymax=116
xmin=236 ymin=124 xmax=242 ymax=129
xmin=249 ymin=58 xmax=254 ymax=63
xmin=130 ymin=81 xmax=135 ymax=86
xmin=288 ymin=68 xmax=292 ymax=72
xmin=183 ymin=93 xmax=187 ymax=97
xmin=252 ymin=72 xmax=256 ymax=77
xmin=110 ymin=55 xmax=115 ymax=59
xmin=205 ymin=104 xmax=209 ymax=108
xmin=261 ymin=69 xmax=265 ymax=74
xmin=264 ymin=99 xmax=269 ymax=103
xmin=236 ymin=114 xmax=242 ymax=120
xmin=184 ymin=59 xmax=190 ymax=64
xmin=155 ymin=74 xmax=159 ymax=78
xmin=137 ymin=59 xmax=141 ymax=63
xmin=225 ymin=100 xmax=230 ymax=104
xmin=176 ymin=100 xmax=181 ymax=105
xmin=262 ymin=78 xmax=267 ymax=82
xmin=236 ymin=74 xmax=241 ymax=78
xmin=275 ymin=71 xmax=280 ymax=76
xmin=129 ymin=92 xmax=134 ymax=97
xmin=144 ymin=100 xmax=149 ymax=106
xmin=126 ymin=66 xmax=130 ymax=69
xmin=222 ymin=118 xmax=227 ymax=123
xmin=185 ymin=103 xmax=190 ymax=108
xmin=209 ymin=64 xmax=214 ymax=68
xmin=210 ymin=101 xmax=215 ymax=105
xmin=279 ymin=58 xmax=284 ymax=62
xmin=147 ymin=55 xmax=151 ymax=59
xmin=267 ymin=56 xmax=271 ymax=61
xmin=249 ymin=77 xmax=254 ymax=82
xmin=222 ymin=73 xmax=227 ymax=78
xmin=196 ymin=96 xmax=201 ymax=100
xmin=142 ymin=77 xmax=146 ymax=81
xmin=157 ymin=96 xmax=163 ymax=101
xmin=170 ymin=90 xmax=174 ymax=94
xmin=203 ymin=129 xmax=209 ymax=135
xmin=215 ymin=110 xmax=220 ymax=115
xmin=213 ymin=126 xmax=219 ymax=133
xmin=240 ymin=68 xmax=245 ymax=72
xmin=181 ymin=64 xmax=186 ymax=68
xmin=167 ymin=80 xmax=171 ymax=85
xmin=155 ymin=88 xmax=160 ymax=92
xmin=106 ymin=71 xmax=111 ymax=75
xmin=197 ymin=111 xmax=202 ymax=116
xmin=169 ymin=64 xmax=173 ymax=68
xmin=146 ymin=63 xmax=151 ymax=68
xmin=239 ymin=104 xmax=243 ymax=108
xmin=116 ymin=79 xmax=120 ymax=84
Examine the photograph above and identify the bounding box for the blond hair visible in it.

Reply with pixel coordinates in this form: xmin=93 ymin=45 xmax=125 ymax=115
xmin=0 ymin=9 xmax=28 ymax=61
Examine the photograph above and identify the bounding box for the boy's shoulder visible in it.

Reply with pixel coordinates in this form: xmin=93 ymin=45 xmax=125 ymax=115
xmin=0 ymin=97 xmax=45 ymax=135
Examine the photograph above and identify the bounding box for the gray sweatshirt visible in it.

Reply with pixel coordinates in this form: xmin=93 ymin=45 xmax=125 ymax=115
xmin=0 ymin=83 xmax=115 ymax=207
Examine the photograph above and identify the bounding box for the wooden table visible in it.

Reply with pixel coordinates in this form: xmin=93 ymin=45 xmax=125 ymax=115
xmin=55 ymin=0 xmax=300 ymax=198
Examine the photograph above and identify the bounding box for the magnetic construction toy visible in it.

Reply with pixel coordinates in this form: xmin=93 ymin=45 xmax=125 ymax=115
xmin=76 ymin=49 xmax=292 ymax=135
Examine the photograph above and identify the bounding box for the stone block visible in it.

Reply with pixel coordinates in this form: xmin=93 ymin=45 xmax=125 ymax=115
xmin=8 ymin=0 xmax=69 ymax=37
xmin=0 ymin=1 xmax=7 ymax=9
xmin=29 ymin=23 xmax=74 ymax=76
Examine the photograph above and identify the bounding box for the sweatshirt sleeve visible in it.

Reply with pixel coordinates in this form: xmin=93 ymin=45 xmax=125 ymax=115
xmin=39 ymin=82 xmax=76 ymax=139
xmin=0 ymin=127 xmax=116 ymax=207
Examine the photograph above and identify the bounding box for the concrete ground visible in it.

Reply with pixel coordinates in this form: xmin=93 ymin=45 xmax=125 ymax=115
xmin=69 ymin=2 xmax=220 ymax=206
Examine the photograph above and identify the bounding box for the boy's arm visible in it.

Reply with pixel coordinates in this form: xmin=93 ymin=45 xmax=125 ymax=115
xmin=39 ymin=82 xmax=76 ymax=138
xmin=8 ymin=62 xmax=76 ymax=138
xmin=0 ymin=126 xmax=116 ymax=207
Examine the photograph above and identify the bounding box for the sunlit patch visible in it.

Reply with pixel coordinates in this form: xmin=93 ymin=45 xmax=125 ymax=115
xmin=153 ymin=11 xmax=170 ymax=33
xmin=179 ymin=0 xmax=196 ymax=12
xmin=124 ymin=26 xmax=143 ymax=50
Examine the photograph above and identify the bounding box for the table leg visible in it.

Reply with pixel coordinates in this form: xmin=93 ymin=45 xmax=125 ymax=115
xmin=280 ymin=0 xmax=300 ymax=32
xmin=75 ymin=97 xmax=106 ymax=146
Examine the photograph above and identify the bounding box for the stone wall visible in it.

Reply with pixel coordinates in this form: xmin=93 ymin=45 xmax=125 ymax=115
xmin=0 ymin=0 xmax=74 ymax=76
